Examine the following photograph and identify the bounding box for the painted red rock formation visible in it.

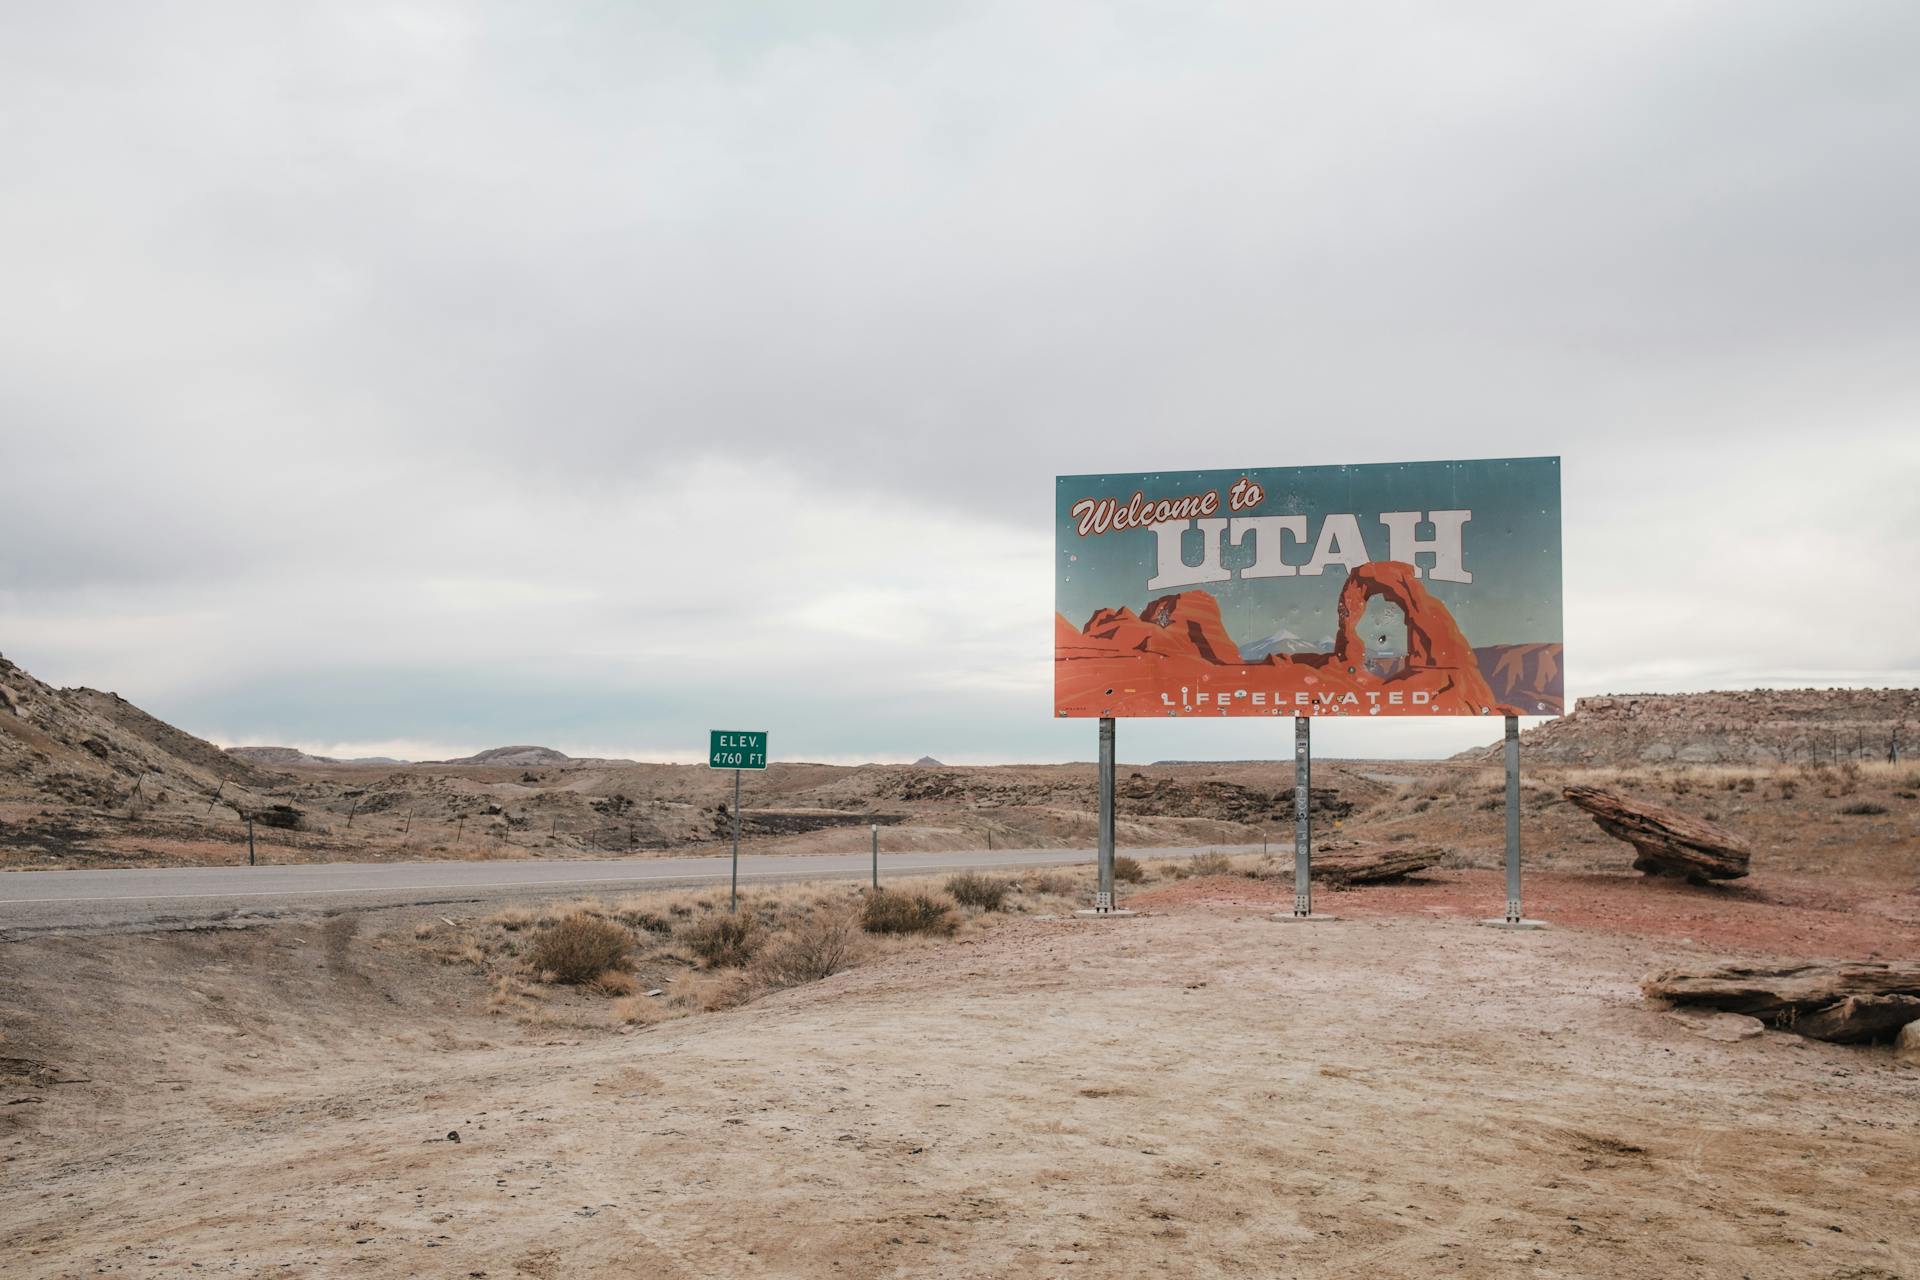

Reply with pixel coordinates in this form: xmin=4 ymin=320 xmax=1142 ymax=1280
xmin=1081 ymin=593 xmax=1243 ymax=664
xmin=1475 ymin=643 xmax=1564 ymax=715
xmin=1055 ymin=561 xmax=1518 ymax=718
xmin=1331 ymin=562 xmax=1475 ymax=670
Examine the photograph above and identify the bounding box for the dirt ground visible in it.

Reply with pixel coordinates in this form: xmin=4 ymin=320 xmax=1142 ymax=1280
xmin=4 ymin=866 xmax=1917 ymax=1279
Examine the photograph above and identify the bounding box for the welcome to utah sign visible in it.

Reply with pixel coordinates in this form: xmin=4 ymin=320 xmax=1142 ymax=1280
xmin=1054 ymin=457 xmax=1563 ymax=719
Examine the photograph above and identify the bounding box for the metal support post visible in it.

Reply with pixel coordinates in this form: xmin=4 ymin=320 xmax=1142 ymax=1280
xmin=1097 ymin=716 xmax=1115 ymax=909
xmin=1076 ymin=717 xmax=1132 ymax=917
xmin=871 ymin=823 xmax=879 ymax=890
xmin=730 ymin=768 xmax=741 ymax=912
xmin=1481 ymin=714 xmax=1546 ymax=929
xmin=1273 ymin=717 xmax=1336 ymax=923
xmin=247 ymin=817 xmax=255 ymax=866
xmin=1294 ymin=716 xmax=1311 ymax=917
xmin=1504 ymin=714 xmax=1522 ymax=922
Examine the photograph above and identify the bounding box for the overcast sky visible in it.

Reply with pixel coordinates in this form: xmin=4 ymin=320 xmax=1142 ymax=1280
xmin=3 ymin=2 xmax=1917 ymax=764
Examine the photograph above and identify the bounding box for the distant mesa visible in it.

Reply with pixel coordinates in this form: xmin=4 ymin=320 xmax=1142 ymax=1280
xmin=1458 ymin=688 xmax=1920 ymax=766
xmin=913 ymin=756 xmax=944 ymax=767
xmin=440 ymin=745 xmax=572 ymax=767
xmin=1056 ymin=561 xmax=1558 ymax=717
xmin=225 ymin=745 xmax=410 ymax=766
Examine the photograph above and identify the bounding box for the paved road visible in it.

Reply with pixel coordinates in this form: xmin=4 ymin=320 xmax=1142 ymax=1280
xmin=0 ymin=845 xmax=1263 ymax=939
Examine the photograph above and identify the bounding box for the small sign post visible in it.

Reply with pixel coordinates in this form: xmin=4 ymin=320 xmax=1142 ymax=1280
xmin=709 ymin=731 xmax=768 ymax=912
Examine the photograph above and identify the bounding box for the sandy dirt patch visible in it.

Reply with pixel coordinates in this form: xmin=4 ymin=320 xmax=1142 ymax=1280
xmin=4 ymin=874 xmax=1918 ymax=1278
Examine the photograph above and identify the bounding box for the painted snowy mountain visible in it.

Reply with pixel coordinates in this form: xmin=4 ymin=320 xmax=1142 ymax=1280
xmin=1236 ymin=629 xmax=1333 ymax=661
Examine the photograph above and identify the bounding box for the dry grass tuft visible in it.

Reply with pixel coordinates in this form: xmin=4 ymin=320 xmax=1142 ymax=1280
xmin=1022 ymin=872 xmax=1077 ymax=896
xmin=946 ymin=872 xmax=1014 ymax=911
xmin=589 ymin=968 xmax=640 ymax=998
xmin=489 ymin=906 xmax=537 ymax=932
xmin=526 ymin=914 xmax=632 ymax=984
xmin=671 ymin=970 xmax=752 ymax=1011
xmin=1112 ymin=855 xmax=1146 ymax=883
xmin=861 ymin=889 xmax=959 ymax=936
xmin=1183 ymin=851 xmax=1235 ymax=877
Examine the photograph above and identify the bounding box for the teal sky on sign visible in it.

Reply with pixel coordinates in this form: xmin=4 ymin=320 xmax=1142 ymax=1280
xmin=1056 ymin=457 xmax=1562 ymax=652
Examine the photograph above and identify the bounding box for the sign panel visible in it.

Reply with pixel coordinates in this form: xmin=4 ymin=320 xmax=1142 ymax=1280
xmin=709 ymin=730 xmax=768 ymax=770
xmin=1055 ymin=457 xmax=1562 ymax=719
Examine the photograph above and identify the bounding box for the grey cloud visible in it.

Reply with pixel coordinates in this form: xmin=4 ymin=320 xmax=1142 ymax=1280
xmin=2 ymin=2 xmax=1917 ymax=761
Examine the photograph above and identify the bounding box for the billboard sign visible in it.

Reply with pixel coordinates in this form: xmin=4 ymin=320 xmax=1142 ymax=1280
xmin=1055 ymin=457 xmax=1562 ymax=719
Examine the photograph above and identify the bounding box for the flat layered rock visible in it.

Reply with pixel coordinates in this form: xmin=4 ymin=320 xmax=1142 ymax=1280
xmin=1562 ymin=784 xmax=1751 ymax=881
xmin=1643 ymin=962 xmax=1920 ymax=1043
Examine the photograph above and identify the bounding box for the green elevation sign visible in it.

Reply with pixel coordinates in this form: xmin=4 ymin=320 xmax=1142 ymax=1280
xmin=709 ymin=730 xmax=768 ymax=770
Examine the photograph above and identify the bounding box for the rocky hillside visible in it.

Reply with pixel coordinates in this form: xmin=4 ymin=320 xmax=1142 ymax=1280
xmin=0 ymin=653 xmax=275 ymax=809
xmin=1466 ymin=689 xmax=1919 ymax=766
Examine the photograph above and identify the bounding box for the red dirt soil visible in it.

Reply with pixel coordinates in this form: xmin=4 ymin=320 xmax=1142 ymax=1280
xmin=1127 ymin=868 xmax=1920 ymax=962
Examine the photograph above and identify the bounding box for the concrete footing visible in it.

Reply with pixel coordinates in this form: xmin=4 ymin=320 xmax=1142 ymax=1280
xmin=1477 ymin=918 xmax=1550 ymax=930
xmin=1073 ymin=908 xmax=1138 ymax=919
xmin=1270 ymin=913 xmax=1340 ymax=923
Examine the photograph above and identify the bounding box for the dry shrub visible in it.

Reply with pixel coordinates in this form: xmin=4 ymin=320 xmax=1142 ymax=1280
xmin=1185 ymin=852 xmax=1234 ymax=877
xmin=1839 ymin=800 xmax=1889 ymax=816
xmin=946 ymin=872 xmax=1013 ymax=910
xmin=1112 ymin=855 xmax=1146 ymax=883
xmin=526 ymin=914 xmax=632 ymax=984
xmin=754 ymin=910 xmax=864 ymax=988
xmin=681 ymin=912 xmax=760 ymax=968
xmin=861 ymin=889 xmax=958 ymax=936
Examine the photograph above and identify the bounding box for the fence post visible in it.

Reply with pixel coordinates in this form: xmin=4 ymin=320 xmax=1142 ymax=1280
xmin=247 ymin=817 xmax=255 ymax=866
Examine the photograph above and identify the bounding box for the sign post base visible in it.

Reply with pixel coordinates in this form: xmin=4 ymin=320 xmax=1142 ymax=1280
xmin=1074 ymin=886 xmax=1135 ymax=919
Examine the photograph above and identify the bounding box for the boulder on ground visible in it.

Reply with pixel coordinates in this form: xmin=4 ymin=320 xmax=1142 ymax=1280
xmin=1896 ymin=1020 xmax=1920 ymax=1066
xmin=1562 ymin=784 xmax=1751 ymax=881
xmin=1643 ymin=962 xmax=1920 ymax=1043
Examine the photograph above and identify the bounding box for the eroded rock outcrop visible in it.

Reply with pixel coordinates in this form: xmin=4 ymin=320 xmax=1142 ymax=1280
xmin=1562 ymin=785 xmax=1751 ymax=881
xmin=1309 ymin=841 xmax=1442 ymax=885
xmin=1644 ymin=962 xmax=1920 ymax=1043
